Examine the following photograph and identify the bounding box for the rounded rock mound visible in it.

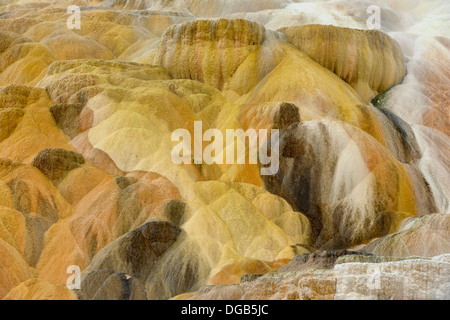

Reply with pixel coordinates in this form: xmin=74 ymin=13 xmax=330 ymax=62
xmin=279 ymin=24 xmax=407 ymax=102
xmin=155 ymin=19 xmax=275 ymax=89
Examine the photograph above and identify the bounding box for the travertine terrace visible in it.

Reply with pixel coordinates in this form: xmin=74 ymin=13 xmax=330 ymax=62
xmin=0 ymin=0 xmax=449 ymax=300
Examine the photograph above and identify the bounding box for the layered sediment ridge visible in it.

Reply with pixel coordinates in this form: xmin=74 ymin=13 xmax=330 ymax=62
xmin=279 ymin=25 xmax=407 ymax=103
xmin=183 ymin=251 xmax=450 ymax=300
xmin=155 ymin=19 xmax=283 ymax=89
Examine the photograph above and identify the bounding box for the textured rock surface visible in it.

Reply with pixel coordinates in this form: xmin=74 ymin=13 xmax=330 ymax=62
xmin=278 ymin=250 xmax=373 ymax=273
xmin=177 ymin=181 xmax=313 ymax=282
xmin=0 ymin=0 xmax=449 ymax=300
xmin=261 ymin=120 xmax=433 ymax=249
xmin=3 ymin=278 xmax=77 ymax=300
xmin=362 ymin=214 xmax=450 ymax=257
xmin=185 ymin=253 xmax=450 ymax=300
xmin=36 ymin=171 xmax=183 ymax=286
xmin=155 ymin=19 xmax=280 ymax=89
xmin=279 ymin=25 xmax=407 ymax=103
xmin=49 ymin=104 xmax=83 ymax=139
xmin=32 ymin=148 xmax=85 ymax=184
xmin=77 ymin=221 xmax=181 ymax=300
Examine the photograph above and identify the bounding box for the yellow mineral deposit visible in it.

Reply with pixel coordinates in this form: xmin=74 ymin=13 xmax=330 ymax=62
xmin=279 ymin=24 xmax=407 ymax=103
xmin=0 ymin=0 xmax=449 ymax=300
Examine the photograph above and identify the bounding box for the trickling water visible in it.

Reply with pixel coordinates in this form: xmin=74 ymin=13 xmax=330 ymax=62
xmin=253 ymin=0 xmax=450 ymax=215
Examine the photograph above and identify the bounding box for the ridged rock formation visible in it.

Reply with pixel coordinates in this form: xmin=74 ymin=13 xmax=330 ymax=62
xmin=279 ymin=25 xmax=407 ymax=102
xmin=2 ymin=278 xmax=77 ymax=300
xmin=32 ymin=148 xmax=85 ymax=185
xmin=0 ymin=0 xmax=448 ymax=300
xmin=362 ymin=214 xmax=450 ymax=257
xmin=77 ymin=221 xmax=181 ymax=300
xmin=184 ymin=252 xmax=450 ymax=300
xmin=36 ymin=170 xmax=183 ymax=286
xmin=261 ymin=119 xmax=437 ymax=249
xmin=155 ymin=19 xmax=279 ymax=90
